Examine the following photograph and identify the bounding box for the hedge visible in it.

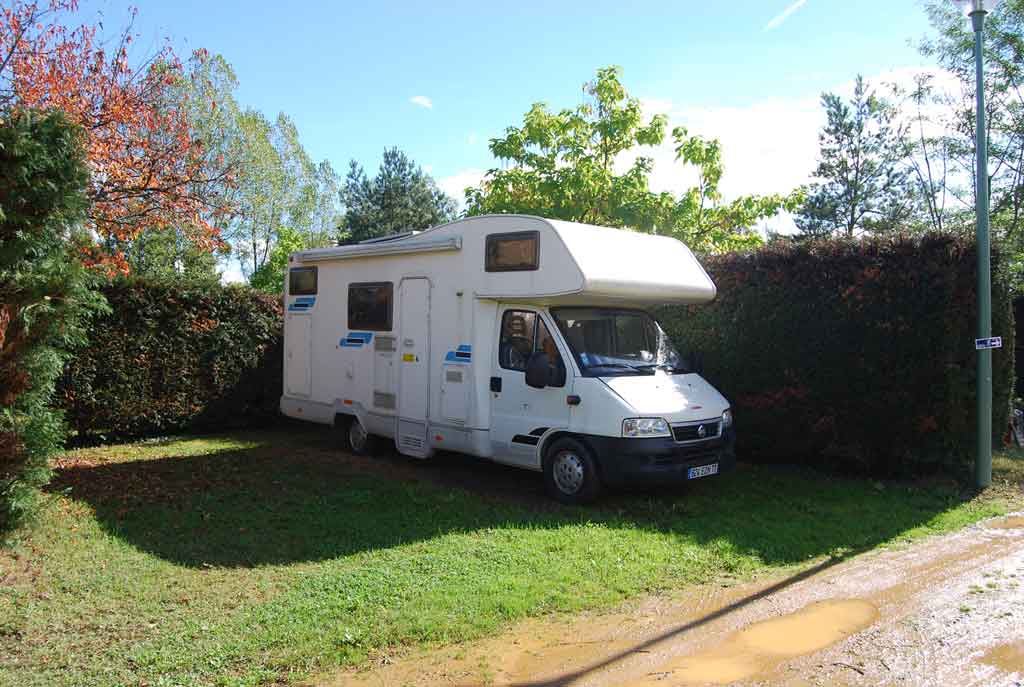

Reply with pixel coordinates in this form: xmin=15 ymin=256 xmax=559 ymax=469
xmin=658 ymin=234 xmax=1015 ymax=476
xmin=59 ymin=280 xmax=282 ymax=439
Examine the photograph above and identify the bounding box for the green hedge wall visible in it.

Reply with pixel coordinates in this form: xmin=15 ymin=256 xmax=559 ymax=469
xmin=658 ymin=234 xmax=1015 ymax=476
xmin=59 ymin=280 xmax=282 ymax=439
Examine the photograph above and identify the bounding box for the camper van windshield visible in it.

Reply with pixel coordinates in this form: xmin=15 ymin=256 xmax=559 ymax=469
xmin=551 ymin=308 xmax=688 ymax=377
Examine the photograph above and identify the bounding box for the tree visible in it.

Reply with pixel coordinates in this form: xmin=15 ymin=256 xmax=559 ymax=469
xmin=466 ymin=66 xmax=668 ymax=229
xmin=339 ymin=147 xmax=456 ymax=244
xmin=0 ymin=108 xmax=105 ymax=532
xmin=671 ymin=126 xmax=803 ymax=250
xmin=104 ymin=52 xmax=238 ymax=283
xmin=0 ymin=1 xmax=234 ymax=273
xmin=797 ymin=76 xmax=913 ymax=237
xmin=465 ymin=66 xmax=797 ymax=252
xmin=890 ymin=73 xmax=957 ymax=235
xmin=921 ymin=0 xmax=1024 ymax=266
xmin=249 ymin=226 xmax=306 ymax=294
xmin=207 ymin=105 xmax=338 ymax=281
xmin=119 ymin=228 xmax=221 ymax=286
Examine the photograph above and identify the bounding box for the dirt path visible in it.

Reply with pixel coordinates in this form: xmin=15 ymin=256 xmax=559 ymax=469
xmin=317 ymin=513 xmax=1024 ymax=687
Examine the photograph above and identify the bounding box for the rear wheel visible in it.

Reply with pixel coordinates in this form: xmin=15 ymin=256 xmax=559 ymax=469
xmin=340 ymin=416 xmax=380 ymax=456
xmin=543 ymin=437 xmax=603 ymax=505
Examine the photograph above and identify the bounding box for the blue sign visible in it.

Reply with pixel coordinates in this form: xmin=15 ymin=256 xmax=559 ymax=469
xmin=975 ymin=336 xmax=1002 ymax=350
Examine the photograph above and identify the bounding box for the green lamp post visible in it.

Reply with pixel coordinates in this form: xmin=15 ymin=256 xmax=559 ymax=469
xmin=955 ymin=0 xmax=1000 ymax=488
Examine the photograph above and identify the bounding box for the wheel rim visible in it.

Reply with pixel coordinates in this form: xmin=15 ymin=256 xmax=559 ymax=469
xmin=349 ymin=419 xmax=367 ymax=452
xmin=552 ymin=450 xmax=585 ymax=494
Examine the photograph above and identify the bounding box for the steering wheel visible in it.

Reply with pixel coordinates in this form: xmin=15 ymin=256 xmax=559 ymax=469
xmin=501 ymin=336 xmax=533 ymax=369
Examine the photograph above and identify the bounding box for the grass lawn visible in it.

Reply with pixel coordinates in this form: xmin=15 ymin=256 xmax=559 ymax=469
xmin=1 ymin=425 xmax=1021 ymax=687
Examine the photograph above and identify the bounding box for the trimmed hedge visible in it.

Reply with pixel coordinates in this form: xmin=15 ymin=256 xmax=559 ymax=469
xmin=59 ymin=280 xmax=282 ymax=439
xmin=658 ymin=234 xmax=1015 ymax=476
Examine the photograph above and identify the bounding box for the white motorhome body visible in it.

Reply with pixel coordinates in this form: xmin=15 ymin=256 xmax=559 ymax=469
xmin=281 ymin=215 xmax=735 ymax=502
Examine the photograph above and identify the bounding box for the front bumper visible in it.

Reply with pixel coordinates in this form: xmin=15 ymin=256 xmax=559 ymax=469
xmin=584 ymin=425 xmax=736 ymax=487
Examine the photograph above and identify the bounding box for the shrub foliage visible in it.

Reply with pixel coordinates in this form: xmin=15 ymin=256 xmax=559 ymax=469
xmin=659 ymin=234 xmax=1015 ymax=475
xmin=59 ymin=281 xmax=282 ymax=439
xmin=0 ymin=109 xmax=102 ymax=533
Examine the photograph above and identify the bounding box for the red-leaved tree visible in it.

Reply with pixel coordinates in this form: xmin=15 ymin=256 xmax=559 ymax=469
xmin=0 ymin=1 xmax=233 ymax=273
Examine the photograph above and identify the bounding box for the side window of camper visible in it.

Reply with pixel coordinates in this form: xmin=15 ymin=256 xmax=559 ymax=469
xmin=348 ymin=282 xmax=393 ymax=331
xmin=289 ymin=267 xmax=317 ymax=295
xmin=499 ymin=310 xmax=537 ymax=371
xmin=485 ymin=231 xmax=539 ymax=272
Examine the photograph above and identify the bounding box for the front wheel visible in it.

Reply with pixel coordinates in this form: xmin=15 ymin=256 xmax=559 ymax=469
xmin=543 ymin=437 xmax=603 ymax=505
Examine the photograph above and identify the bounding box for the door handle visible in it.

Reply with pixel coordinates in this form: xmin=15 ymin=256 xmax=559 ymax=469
xmin=490 ymin=377 xmax=502 ymax=393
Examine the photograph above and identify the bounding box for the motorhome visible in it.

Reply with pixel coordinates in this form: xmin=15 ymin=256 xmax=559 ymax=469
xmin=280 ymin=215 xmax=734 ymax=503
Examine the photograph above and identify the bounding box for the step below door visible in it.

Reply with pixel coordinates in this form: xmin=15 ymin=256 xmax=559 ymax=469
xmin=397 ymin=277 xmax=430 ymax=457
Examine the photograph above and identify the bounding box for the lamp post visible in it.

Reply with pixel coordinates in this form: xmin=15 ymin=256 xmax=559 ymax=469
xmin=954 ymin=0 xmax=1000 ymax=488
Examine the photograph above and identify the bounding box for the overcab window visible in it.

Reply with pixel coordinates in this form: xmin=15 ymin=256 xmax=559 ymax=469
xmin=485 ymin=231 xmax=539 ymax=272
xmin=348 ymin=282 xmax=393 ymax=331
xmin=289 ymin=267 xmax=317 ymax=295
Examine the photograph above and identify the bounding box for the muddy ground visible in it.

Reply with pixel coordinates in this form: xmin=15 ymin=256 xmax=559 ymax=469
xmin=318 ymin=513 xmax=1024 ymax=687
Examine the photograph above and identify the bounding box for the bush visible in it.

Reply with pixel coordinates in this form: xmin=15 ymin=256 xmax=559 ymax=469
xmin=59 ymin=280 xmax=282 ymax=439
xmin=0 ymin=109 xmax=103 ymax=533
xmin=658 ymin=234 xmax=1015 ymax=476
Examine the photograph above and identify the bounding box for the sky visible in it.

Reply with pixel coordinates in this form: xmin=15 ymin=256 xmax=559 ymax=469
xmin=77 ymin=0 xmax=957 ymax=279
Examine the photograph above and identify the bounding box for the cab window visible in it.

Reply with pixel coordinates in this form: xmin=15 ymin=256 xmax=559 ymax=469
xmin=498 ymin=310 xmax=565 ymax=386
xmin=499 ymin=310 xmax=536 ymax=371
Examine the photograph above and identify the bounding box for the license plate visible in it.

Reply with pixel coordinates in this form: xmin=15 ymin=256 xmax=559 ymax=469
xmin=688 ymin=463 xmax=719 ymax=480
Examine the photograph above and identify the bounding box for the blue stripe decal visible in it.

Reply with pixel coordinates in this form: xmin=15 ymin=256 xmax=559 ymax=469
xmin=444 ymin=343 xmax=473 ymax=364
xmin=288 ymin=296 xmax=316 ymax=312
xmin=339 ymin=331 xmax=374 ymax=348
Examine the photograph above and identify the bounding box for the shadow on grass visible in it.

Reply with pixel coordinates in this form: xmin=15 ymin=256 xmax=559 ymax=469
xmin=47 ymin=426 xmax=974 ymax=569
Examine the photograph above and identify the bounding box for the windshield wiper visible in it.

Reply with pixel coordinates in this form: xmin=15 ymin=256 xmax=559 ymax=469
xmin=637 ymin=363 xmax=691 ymax=374
xmin=587 ymin=362 xmax=654 ymax=375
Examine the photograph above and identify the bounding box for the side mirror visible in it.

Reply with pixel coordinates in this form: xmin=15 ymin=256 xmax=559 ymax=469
xmin=525 ymin=352 xmax=550 ymax=389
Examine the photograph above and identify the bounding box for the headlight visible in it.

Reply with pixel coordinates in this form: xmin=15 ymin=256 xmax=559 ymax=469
xmin=722 ymin=409 xmax=733 ymax=428
xmin=622 ymin=417 xmax=671 ymax=438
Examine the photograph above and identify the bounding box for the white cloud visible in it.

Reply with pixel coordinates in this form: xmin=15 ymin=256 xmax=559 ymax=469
xmin=437 ymin=168 xmax=486 ymax=206
xmin=410 ymin=95 xmax=433 ymax=110
xmin=467 ymin=132 xmax=479 ymax=145
xmin=765 ymin=0 xmax=807 ymax=31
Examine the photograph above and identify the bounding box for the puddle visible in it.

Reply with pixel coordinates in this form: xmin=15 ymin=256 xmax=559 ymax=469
xmin=987 ymin=515 xmax=1024 ymax=531
xmin=650 ymin=599 xmax=878 ymax=685
xmin=982 ymin=641 xmax=1024 ymax=674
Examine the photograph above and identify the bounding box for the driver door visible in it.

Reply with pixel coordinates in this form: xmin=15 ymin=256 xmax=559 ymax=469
xmin=490 ymin=307 xmax=570 ymax=468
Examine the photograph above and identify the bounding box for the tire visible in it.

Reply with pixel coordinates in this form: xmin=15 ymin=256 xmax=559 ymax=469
xmin=543 ymin=437 xmax=603 ymax=505
xmin=340 ymin=415 xmax=380 ymax=456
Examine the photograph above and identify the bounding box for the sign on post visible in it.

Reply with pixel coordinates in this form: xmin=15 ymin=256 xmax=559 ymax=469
xmin=975 ymin=336 xmax=1002 ymax=350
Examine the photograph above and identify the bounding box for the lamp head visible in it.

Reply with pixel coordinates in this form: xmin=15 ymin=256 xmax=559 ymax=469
xmin=952 ymin=0 xmax=1001 ymax=15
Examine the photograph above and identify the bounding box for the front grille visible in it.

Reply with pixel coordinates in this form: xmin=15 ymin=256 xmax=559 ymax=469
xmin=672 ymin=420 xmax=720 ymax=442
xmin=653 ymin=449 xmax=719 ymax=466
